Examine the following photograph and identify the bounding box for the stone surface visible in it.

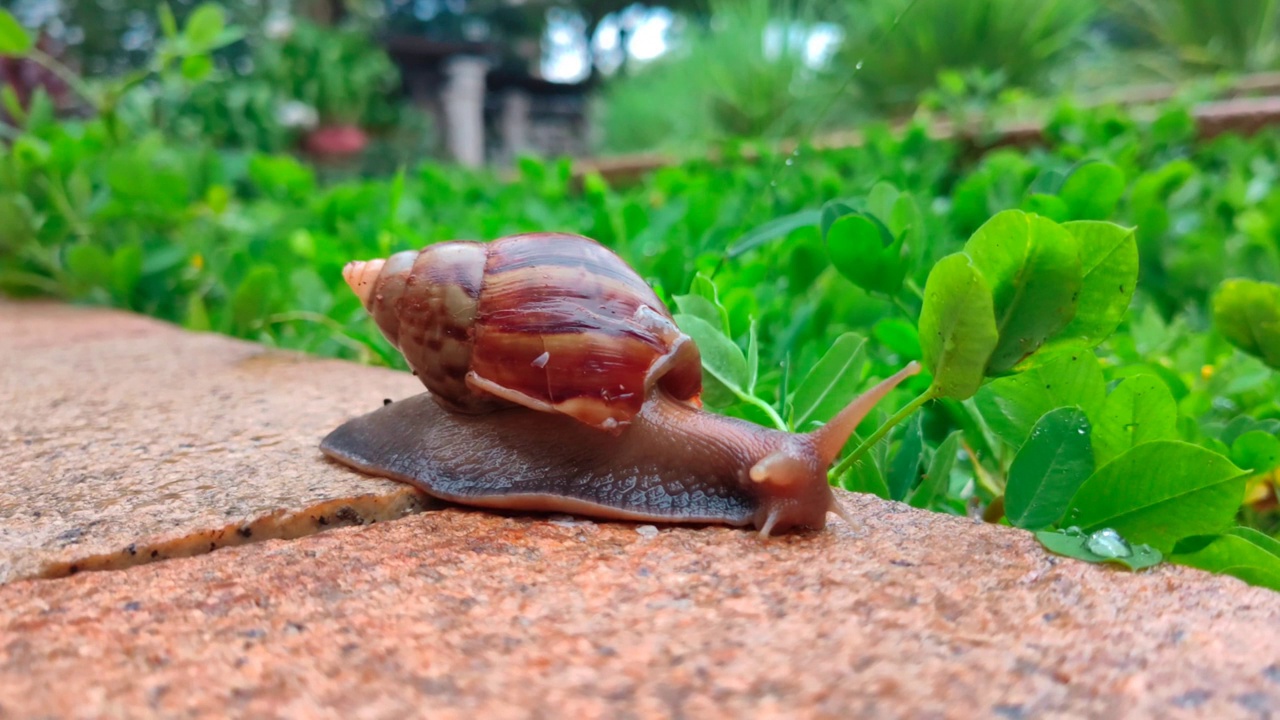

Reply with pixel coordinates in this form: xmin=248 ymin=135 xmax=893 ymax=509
xmin=2 ymin=500 xmax=1280 ymax=718
xmin=0 ymin=302 xmax=429 ymax=583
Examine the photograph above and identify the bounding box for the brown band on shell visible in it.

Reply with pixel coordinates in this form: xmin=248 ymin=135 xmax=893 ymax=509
xmin=392 ymin=242 xmax=498 ymax=414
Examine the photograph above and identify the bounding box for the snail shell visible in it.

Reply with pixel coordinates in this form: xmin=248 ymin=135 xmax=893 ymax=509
xmin=341 ymin=232 xmax=701 ymax=433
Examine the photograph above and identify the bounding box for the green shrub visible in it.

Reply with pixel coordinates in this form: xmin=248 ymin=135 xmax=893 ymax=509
xmin=1114 ymin=0 xmax=1280 ymax=74
xmin=835 ymin=0 xmax=1099 ymax=111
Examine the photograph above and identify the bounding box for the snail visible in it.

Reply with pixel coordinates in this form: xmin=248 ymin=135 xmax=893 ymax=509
xmin=321 ymin=232 xmax=920 ymax=536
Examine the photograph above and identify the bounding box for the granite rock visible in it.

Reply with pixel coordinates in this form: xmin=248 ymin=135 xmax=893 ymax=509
xmin=0 ymin=302 xmax=429 ymax=583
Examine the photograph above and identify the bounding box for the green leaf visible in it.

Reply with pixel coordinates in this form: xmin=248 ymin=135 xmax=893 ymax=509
xmin=183 ymin=3 xmax=227 ymax=53
xmin=964 ymin=210 xmax=1082 ymax=373
xmin=826 ymin=213 xmax=909 ymax=295
xmin=111 ymin=243 xmax=144 ymax=300
xmin=65 ymin=244 xmax=112 ymax=289
xmin=975 ymin=351 xmax=1106 ymax=448
xmin=727 ymin=208 xmax=821 ymax=258
xmin=158 ymin=3 xmax=179 ymax=39
xmin=838 ymin=453 xmax=891 ymax=500
xmin=1035 ymin=529 xmax=1163 ymax=571
xmin=1092 ymin=374 xmax=1178 ymax=466
xmin=1212 ymin=278 xmax=1280 ymax=368
xmin=180 ymin=53 xmax=214 ymax=81
xmin=230 ymin=266 xmax=279 ymax=333
xmin=918 ymin=253 xmax=999 ymax=400
xmin=1050 ymin=222 xmax=1138 ymax=350
xmin=1006 ymin=407 xmax=1095 ymax=530
xmin=1231 ymin=430 xmax=1280 ymax=474
xmin=674 ymin=313 xmax=749 ymax=404
xmin=1021 ymin=194 xmax=1068 ymax=222
xmin=909 ymin=431 xmax=962 ymax=509
xmin=1060 ymin=162 xmax=1125 ymax=220
xmin=873 ymin=318 xmax=922 ymax=360
xmin=1065 ymin=441 xmax=1247 ymax=553
xmin=1171 ymin=528 xmax=1280 ymax=592
xmin=790 ymin=332 xmax=868 ymax=431
xmin=0 ymin=10 xmax=32 ymax=56
xmin=888 ymin=413 xmax=924 ymax=501
xmin=673 ymin=273 xmax=729 ymax=333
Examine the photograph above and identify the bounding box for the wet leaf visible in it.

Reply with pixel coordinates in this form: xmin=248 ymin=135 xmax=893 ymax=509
xmin=1006 ymin=407 xmax=1095 ymax=530
xmin=1051 ymin=221 xmax=1138 ymax=350
xmin=1036 ymin=529 xmax=1162 ymax=571
xmin=1066 ymin=441 xmax=1247 ymax=553
xmin=964 ymin=210 xmax=1082 ymax=373
xmin=975 ymin=351 xmax=1105 ymax=448
xmin=1092 ymin=374 xmax=1178 ymax=466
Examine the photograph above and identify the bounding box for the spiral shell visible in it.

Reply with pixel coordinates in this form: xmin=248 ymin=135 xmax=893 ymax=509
xmin=343 ymin=232 xmax=702 ymax=432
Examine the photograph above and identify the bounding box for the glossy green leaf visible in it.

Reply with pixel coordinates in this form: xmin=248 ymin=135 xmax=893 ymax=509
xmin=790 ymin=332 xmax=868 ymax=431
xmin=826 ymin=213 xmax=908 ymax=295
xmin=1050 ymin=221 xmax=1138 ymax=350
xmin=964 ymin=210 xmax=1082 ymax=373
xmin=888 ymin=413 xmax=924 ymax=501
xmin=1172 ymin=528 xmax=1280 ymax=592
xmin=0 ymin=10 xmax=32 ymax=56
xmin=918 ymin=253 xmax=999 ymax=400
xmin=1005 ymin=407 xmax=1095 ymax=530
xmin=1092 ymin=374 xmax=1178 ymax=466
xmin=975 ymin=351 xmax=1106 ymax=448
xmin=1035 ymin=529 xmax=1163 ymax=571
xmin=1212 ymin=278 xmax=1280 ymax=368
xmin=909 ymin=430 xmax=962 ymax=509
xmin=1066 ymin=441 xmax=1247 ymax=553
xmin=1060 ymin=162 xmax=1125 ymax=220
xmin=674 ymin=313 xmax=749 ymax=403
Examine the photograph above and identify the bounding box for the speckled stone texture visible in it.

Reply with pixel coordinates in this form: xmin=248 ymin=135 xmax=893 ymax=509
xmin=1 ymin=502 xmax=1279 ymax=718
xmin=0 ymin=302 xmax=429 ymax=582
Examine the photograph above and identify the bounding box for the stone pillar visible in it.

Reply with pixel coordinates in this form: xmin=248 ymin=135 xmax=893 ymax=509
xmin=441 ymin=55 xmax=491 ymax=167
xmin=500 ymin=89 xmax=532 ymax=163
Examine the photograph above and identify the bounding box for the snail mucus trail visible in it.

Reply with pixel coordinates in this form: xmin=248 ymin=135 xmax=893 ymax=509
xmin=321 ymin=232 xmax=920 ymax=537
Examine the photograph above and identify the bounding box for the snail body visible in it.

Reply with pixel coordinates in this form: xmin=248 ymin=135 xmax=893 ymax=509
xmin=323 ymin=232 xmax=919 ymax=536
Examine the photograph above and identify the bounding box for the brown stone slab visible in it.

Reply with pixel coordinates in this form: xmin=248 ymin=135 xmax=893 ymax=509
xmin=0 ymin=301 xmax=431 ymax=583
xmin=0 ymin=499 xmax=1278 ymax=718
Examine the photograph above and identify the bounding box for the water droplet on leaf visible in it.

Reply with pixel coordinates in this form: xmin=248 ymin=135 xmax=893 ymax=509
xmin=1085 ymin=528 xmax=1132 ymax=559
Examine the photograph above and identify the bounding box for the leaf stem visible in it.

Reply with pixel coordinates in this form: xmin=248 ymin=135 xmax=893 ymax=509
xmin=26 ymin=47 xmax=99 ymax=110
xmin=737 ymin=389 xmax=789 ymax=432
xmin=829 ymin=384 xmax=936 ymax=479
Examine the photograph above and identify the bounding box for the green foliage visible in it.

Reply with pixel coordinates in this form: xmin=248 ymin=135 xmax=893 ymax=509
xmin=836 ymin=0 xmax=1100 ymax=110
xmin=1116 ymin=0 xmax=1280 ymax=74
xmin=1213 ymin=278 xmax=1280 ymax=369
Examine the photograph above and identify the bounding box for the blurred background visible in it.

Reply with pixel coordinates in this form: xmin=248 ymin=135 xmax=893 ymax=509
xmin=4 ymin=0 xmax=1280 ymax=167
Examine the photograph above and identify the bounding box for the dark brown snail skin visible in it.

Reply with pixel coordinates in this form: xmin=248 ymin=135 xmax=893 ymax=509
xmin=322 ymin=232 xmax=921 ymax=536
